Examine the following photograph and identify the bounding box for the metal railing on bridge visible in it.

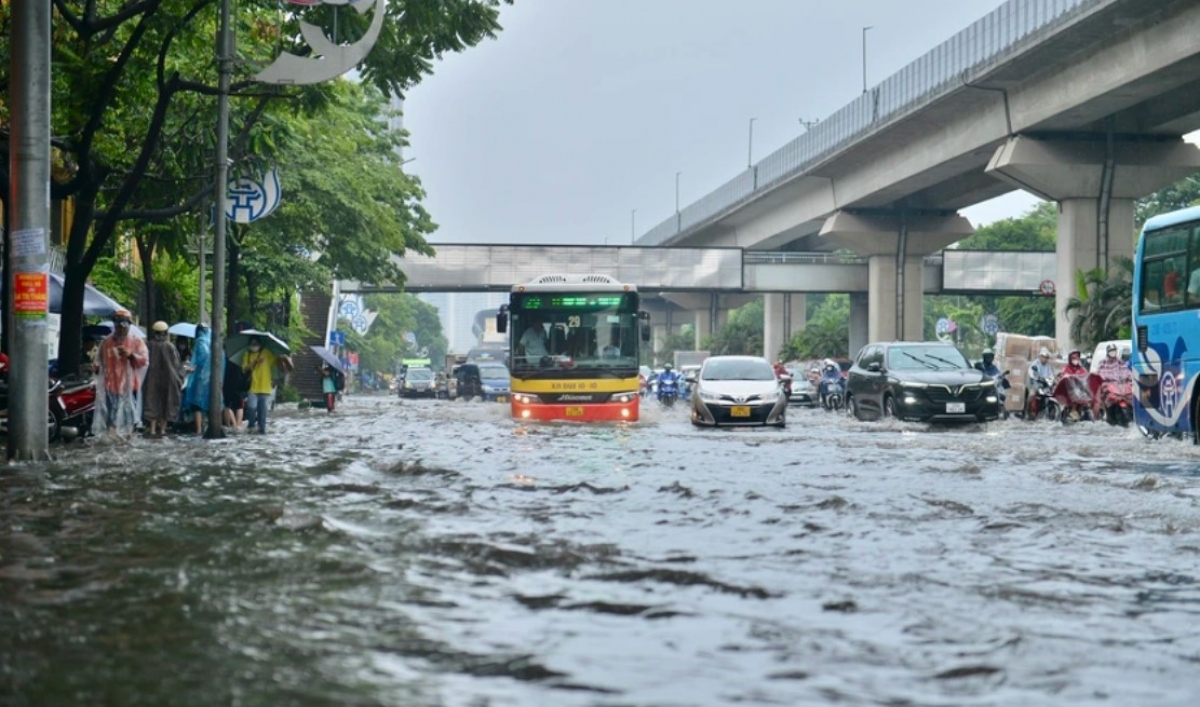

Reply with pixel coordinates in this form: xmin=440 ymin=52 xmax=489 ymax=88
xmin=641 ymin=0 xmax=1097 ymax=246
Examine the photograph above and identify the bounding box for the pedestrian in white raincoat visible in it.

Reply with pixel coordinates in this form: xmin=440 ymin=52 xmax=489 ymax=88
xmin=91 ymin=309 xmax=149 ymax=438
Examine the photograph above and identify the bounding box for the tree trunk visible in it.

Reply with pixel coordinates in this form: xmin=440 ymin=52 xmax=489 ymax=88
xmin=135 ymin=234 xmax=158 ymax=323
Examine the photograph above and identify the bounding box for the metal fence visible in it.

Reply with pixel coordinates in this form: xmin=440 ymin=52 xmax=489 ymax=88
xmin=640 ymin=0 xmax=1099 ymax=246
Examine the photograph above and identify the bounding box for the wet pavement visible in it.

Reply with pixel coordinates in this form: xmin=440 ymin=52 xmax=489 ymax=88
xmin=2 ymin=395 xmax=1199 ymax=706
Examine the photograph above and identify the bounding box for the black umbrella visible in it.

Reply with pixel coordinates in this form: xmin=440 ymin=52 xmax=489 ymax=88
xmin=310 ymin=345 xmax=343 ymax=372
xmin=47 ymin=272 xmax=126 ymax=317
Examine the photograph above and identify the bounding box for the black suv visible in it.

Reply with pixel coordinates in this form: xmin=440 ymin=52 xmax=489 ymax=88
xmin=846 ymin=341 xmax=1001 ymax=423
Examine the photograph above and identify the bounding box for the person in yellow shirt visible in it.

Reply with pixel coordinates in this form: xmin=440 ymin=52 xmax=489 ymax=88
xmin=241 ymin=336 xmax=287 ymax=434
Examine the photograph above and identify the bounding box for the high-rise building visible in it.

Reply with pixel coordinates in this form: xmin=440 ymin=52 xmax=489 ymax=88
xmin=419 ymin=292 xmax=507 ymax=353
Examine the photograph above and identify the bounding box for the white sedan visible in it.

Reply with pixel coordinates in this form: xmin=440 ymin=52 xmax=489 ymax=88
xmin=690 ymin=356 xmax=788 ymax=428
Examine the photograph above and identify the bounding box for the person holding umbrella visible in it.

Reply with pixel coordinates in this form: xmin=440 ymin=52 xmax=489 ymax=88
xmin=182 ymin=324 xmax=211 ymax=435
xmin=240 ymin=335 xmax=291 ymax=434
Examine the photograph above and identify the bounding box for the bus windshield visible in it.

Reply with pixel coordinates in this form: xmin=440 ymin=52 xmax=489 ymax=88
xmin=509 ymin=291 xmax=639 ymax=376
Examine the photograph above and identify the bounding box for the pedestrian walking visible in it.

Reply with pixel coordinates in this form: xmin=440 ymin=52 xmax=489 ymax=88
xmin=92 ymin=309 xmax=149 ymax=438
xmin=142 ymin=321 xmax=184 ymax=437
xmin=182 ymin=324 xmax=211 ymax=435
xmin=320 ymin=363 xmax=338 ymax=413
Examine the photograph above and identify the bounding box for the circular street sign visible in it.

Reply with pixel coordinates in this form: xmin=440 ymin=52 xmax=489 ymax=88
xmin=935 ymin=317 xmax=951 ymax=335
xmin=981 ymin=313 xmax=1001 ymax=336
xmin=1039 ymin=279 xmax=1056 ymax=296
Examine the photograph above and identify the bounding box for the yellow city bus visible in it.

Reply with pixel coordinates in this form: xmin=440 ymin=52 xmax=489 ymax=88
xmin=498 ymin=274 xmax=649 ymax=421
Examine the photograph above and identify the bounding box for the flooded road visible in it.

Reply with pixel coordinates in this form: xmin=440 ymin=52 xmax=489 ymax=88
xmin=3 ymin=395 xmax=1200 ymax=706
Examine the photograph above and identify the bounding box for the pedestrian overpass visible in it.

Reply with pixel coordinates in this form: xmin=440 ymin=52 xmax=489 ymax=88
xmin=337 ymin=245 xmax=1057 ymax=355
xmin=337 ymin=244 xmax=1057 ymax=297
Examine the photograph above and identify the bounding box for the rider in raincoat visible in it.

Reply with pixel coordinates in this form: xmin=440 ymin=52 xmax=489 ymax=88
xmin=92 ymin=309 xmax=149 ymax=438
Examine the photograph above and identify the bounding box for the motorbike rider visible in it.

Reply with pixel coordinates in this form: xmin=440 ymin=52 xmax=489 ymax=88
xmin=656 ymin=363 xmax=681 ymax=401
xmin=1062 ymin=349 xmax=1088 ymax=377
xmin=977 ymin=348 xmax=1010 ymax=397
xmin=773 ymin=360 xmax=792 ymax=397
xmin=1094 ymin=342 xmax=1134 ymax=420
xmin=818 ymin=359 xmax=844 ymax=406
xmin=1027 ymin=348 xmax=1056 ymax=418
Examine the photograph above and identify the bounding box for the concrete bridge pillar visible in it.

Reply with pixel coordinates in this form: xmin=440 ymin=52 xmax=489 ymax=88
xmin=763 ymin=293 xmax=807 ymax=361
xmin=987 ymin=135 xmax=1200 ymax=350
xmin=821 ymin=211 xmax=972 ymax=343
xmin=651 ymin=323 xmax=669 ymax=364
xmin=849 ymin=293 xmax=869 ymax=359
xmin=693 ymin=308 xmax=712 ymax=349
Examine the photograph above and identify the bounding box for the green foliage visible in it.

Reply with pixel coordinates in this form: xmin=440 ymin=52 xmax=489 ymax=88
xmin=1064 ymin=257 xmax=1134 ymax=350
xmin=953 ymin=201 xmax=1056 ymax=251
xmin=780 ymin=295 xmax=849 ymax=361
xmin=1136 ymin=175 xmax=1200 ymax=228
xmin=655 ymin=326 xmax=695 ymax=368
xmin=705 ymin=299 xmax=764 ymax=356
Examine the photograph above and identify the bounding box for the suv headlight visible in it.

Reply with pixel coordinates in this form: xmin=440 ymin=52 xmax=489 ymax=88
xmin=482 ymin=384 xmax=494 ymax=394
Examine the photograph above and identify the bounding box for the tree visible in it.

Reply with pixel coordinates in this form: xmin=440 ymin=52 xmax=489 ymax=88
xmin=0 ymin=0 xmax=509 ymax=374
xmin=1064 ymin=257 xmax=1134 ymax=351
xmin=705 ymin=299 xmax=763 ymax=356
xmin=655 ymin=326 xmax=694 ymax=368
xmin=953 ymin=201 xmax=1056 ymax=251
xmin=779 ymin=295 xmax=849 ymax=361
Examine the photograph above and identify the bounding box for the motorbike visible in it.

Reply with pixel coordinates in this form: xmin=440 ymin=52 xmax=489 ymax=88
xmin=1052 ymin=374 xmax=1094 ymax=425
xmin=656 ymin=375 xmax=680 ymax=408
xmin=1025 ymin=377 xmax=1061 ymax=422
xmin=778 ymin=373 xmax=793 ymax=400
xmin=0 ymin=374 xmax=96 ymax=442
xmin=820 ymin=377 xmax=846 ymax=412
xmin=992 ymin=369 xmax=1011 ymax=420
xmin=1090 ymin=374 xmax=1133 ymax=427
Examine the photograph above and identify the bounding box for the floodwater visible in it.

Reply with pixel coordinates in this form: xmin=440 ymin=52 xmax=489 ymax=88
xmin=2 ymin=395 xmax=1199 ymax=706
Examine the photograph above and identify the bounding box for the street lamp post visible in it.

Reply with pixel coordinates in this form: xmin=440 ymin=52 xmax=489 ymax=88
xmin=799 ymin=118 xmax=819 ymax=132
xmin=747 ymin=118 xmax=757 ymax=168
xmin=630 ymin=208 xmax=637 ymax=245
xmin=862 ymin=26 xmax=873 ymax=94
xmin=675 ymin=171 xmax=682 ymax=213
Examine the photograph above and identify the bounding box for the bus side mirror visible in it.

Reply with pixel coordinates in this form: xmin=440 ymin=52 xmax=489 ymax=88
xmin=639 ymin=311 xmax=650 ymax=342
xmin=497 ymin=305 xmax=508 ymax=334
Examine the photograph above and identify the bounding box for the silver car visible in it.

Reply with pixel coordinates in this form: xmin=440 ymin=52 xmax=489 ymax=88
xmin=690 ymin=356 xmax=788 ymax=428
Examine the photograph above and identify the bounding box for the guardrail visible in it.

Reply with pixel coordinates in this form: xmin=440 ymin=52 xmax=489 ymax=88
xmin=641 ymin=0 xmax=1098 ymax=246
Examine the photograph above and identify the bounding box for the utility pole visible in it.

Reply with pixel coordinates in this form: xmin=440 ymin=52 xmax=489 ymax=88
xmin=7 ymin=0 xmax=52 ymax=461
xmin=862 ymin=26 xmax=873 ymax=94
xmin=747 ymin=118 xmax=757 ymax=168
xmin=206 ymin=0 xmax=232 ymax=439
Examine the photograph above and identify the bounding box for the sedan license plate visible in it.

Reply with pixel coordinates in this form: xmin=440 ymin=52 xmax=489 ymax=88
xmin=946 ymin=402 xmax=966 ymax=414
xmin=565 ymin=406 xmax=585 ymax=417
xmin=730 ymin=406 xmax=752 ymax=418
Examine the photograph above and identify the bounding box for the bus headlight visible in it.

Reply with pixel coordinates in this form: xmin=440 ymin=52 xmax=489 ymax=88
xmin=610 ymin=392 xmax=637 ymax=404
xmin=514 ymin=393 xmax=541 ymax=405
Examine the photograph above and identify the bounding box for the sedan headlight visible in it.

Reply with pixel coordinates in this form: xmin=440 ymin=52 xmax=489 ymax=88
xmin=698 ymin=388 xmax=722 ymax=403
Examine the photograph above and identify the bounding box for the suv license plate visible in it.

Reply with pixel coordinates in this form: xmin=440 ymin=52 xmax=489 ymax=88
xmin=565 ymin=406 xmax=585 ymax=417
xmin=730 ymin=406 xmax=751 ymax=418
xmin=946 ymin=402 xmax=966 ymax=414
xmin=495 ymin=396 xmax=508 ymax=403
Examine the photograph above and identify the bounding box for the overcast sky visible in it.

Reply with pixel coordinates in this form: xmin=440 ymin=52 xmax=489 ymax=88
xmin=402 ymin=0 xmax=1043 ymax=247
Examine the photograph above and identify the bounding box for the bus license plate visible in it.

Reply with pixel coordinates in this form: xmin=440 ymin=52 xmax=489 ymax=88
xmin=565 ymin=406 xmax=585 ymax=417
xmin=946 ymin=402 xmax=966 ymax=414
xmin=731 ymin=406 xmax=751 ymax=418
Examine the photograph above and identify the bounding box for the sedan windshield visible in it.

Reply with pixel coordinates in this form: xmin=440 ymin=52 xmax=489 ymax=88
xmin=478 ymin=365 xmax=509 ymax=380
xmin=887 ymin=346 xmax=969 ymax=371
xmin=702 ymin=359 xmax=774 ymax=381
